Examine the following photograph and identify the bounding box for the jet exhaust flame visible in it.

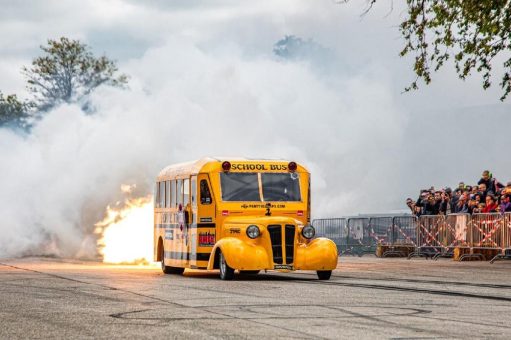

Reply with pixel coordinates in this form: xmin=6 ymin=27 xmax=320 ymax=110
xmin=95 ymin=190 xmax=156 ymax=265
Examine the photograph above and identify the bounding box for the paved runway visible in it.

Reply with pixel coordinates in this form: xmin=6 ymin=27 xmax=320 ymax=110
xmin=1 ymin=257 xmax=511 ymax=339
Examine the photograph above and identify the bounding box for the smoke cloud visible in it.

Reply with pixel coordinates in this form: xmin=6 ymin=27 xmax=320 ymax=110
xmin=0 ymin=1 xmax=509 ymax=258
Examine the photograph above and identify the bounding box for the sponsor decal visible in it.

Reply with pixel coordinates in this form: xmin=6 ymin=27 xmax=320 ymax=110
xmin=165 ymin=229 xmax=174 ymax=240
xmin=198 ymin=231 xmax=215 ymax=247
xmin=229 ymin=228 xmax=241 ymax=234
xmin=231 ymin=164 xmax=288 ymax=171
xmin=240 ymin=203 xmax=285 ymax=209
xmin=274 ymin=264 xmax=293 ymax=270
xmin=200 ymin=217 xmax=213 ymax=223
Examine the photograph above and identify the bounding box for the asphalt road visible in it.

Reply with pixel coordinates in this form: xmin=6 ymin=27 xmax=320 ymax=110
xmin=1 ymin=257 xmax=511 ymax=339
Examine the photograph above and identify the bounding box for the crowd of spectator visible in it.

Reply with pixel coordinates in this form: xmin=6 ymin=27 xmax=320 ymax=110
xmin=406 ymin=170 xmax=511 ymax=216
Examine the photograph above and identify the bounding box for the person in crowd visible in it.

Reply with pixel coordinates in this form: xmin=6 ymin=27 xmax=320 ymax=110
xmin=406 ymin=171 xmax=509 ymax=215
xmin=503 ymin=182 xmax=511 ymax=195
xmin=439 ymin=191 xmax=451 ymax=215
xmin=467 ymin=196 xmax=478 ymax=214
xmin=454 ymin=193 xmax=469 ymax=213
xmin=482 ymin=194 xmax=498 ymax=213
xmin=451 ymin=189 xmax=461 ymax=210
xmin=478 ymin=170 xmax=502 ymax=194
xmin=500 ymin=194 xmax=511 ymax=213
xmin=473 ymin=202 xmax=485 ymax=214
xmin=477 ymin=183 xmax=488 ymax=202
xmin=406 ymin=198 xmax=415 ymax=214
xmin=431 ymin=193 xmax=441 ymax=215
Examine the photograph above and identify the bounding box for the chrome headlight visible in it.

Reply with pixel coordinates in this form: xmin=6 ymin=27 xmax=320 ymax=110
xmin=301 ymin=225 xmax=315 ymax=239
xmin=246 ymin=225 xmax=260 ymax=239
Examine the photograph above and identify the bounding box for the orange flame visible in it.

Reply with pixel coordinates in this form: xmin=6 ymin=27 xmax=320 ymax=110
xmin=95 ymin=192 xmax=156 ymax=265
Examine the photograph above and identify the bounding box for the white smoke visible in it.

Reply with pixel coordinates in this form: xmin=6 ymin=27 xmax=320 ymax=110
xmin=1 ymin=1 xmax=510 ymax=258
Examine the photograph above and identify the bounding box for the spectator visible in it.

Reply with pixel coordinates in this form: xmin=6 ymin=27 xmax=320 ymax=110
xmin=439 ymin=191 xmax=451 ymax=215
xmin=477 ymin=183 xmax=488 ymax=202
xmin=503 ymin=182 xmax=511 ymax=195
xmin=482 ymin=194 xmax=498 ymax=213
xmin=406 ymin=198 xmax=415 ymax=214
xmin=454 ymin=193 xmax=469 ymax=213
xmin=406 ymin=170 xmax=509 ymax=216
xmin=468 ymin=196 xmax=478 ymax=214
xmin=500 ymin=194 xmax=511 ymax=213
xmin=424 ymin=193 xmax=441 ymax=215
xmin=478 ymin=170 xmax=501 ymax=194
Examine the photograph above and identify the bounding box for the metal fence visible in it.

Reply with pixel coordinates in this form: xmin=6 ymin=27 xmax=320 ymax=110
xmin=313 ymin=212 xmax=511 ymax=262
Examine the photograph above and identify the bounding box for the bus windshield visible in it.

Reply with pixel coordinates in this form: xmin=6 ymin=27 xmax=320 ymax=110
xmin=220 ymin=172 xmax=301 ymax=202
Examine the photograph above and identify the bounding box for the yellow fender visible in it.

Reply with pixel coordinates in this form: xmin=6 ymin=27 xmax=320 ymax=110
xmin=294 ymin=237 xmax=338 ymax=270
xmin=207 ymin=237 xmax=271 ymax=271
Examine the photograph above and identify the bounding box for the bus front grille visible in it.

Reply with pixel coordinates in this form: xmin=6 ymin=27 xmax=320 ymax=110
xmin=285 ymin=225 xmax=295 ymax=264
xmin=267 ymin=225 xmax=283 ymax=264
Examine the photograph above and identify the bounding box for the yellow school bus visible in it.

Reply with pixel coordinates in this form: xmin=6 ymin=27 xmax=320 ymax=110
xmin=154 ymin=157 xmax=338 ymax=280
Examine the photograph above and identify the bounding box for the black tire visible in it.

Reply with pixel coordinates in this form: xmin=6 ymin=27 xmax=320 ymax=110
xmin=239 ymin=270 xmax=260 ymax=276
xmin=317 ymin=270 xmax=332 ymax=280
xmin=161 ymin=246 xmax=185 ymax=275
xmin=219 ymin=250 xmax=234 ymax=280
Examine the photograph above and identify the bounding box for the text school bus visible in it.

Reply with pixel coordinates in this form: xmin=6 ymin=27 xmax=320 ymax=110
xmin=154 ymin=158 xmax=338 ymax=280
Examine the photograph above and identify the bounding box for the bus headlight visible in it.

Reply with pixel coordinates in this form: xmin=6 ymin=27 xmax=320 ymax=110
xmin=301 ymin=225 xmax=315 ymax=239
xmin=246 ymin=225 xmax=260 ymax=239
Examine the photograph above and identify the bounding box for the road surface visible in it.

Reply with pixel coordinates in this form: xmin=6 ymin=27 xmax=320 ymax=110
xmin=1 ymin=256 xmax=511 ymax=339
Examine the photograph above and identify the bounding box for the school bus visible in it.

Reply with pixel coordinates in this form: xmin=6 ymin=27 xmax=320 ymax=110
xmin=153 ymin=157 xmax=338 ymax=280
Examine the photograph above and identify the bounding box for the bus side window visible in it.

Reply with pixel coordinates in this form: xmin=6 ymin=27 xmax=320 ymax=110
xmin=176 ymin=179 xmax=183 ymax=206
xmin=159 ymin=181 xmax=165 ymax=208
xmin=191 ymin=176 xmax=197 ymax=208
xmin=165 ymin=180 xmax=171 ymax=208
xmin=183 ymin=178 xmax=190 ymax=205
xmin=155 ymin=182 xmax=160 ymax=208
xmin=170 ymin=180 xmax=176 ymax=207
xmin=200 ymin=180 xmax=212 ymax=205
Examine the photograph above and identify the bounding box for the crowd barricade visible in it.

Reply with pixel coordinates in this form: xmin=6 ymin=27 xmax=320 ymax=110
xmin=346 ymin=218 xmax=371 ymax=255
xmin=368 ymin=216 xmax=393 ymax=245
xmin=491 ymin=212 xmax=511 ymax=263
xmin=460 ymin=213 xmax=504 ymax=261
xmin=314 ymin=212 xmax=511 ymax=261
xmin=392 ymin=216 xmax=417 ymax=245
xmin=312 ymin=218 xmax=348 ymax=253
xmin=438 ymin=213 xmax=471 ymax=259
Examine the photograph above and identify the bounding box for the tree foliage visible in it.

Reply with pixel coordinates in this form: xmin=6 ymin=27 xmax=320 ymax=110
xmin=0 ymin=92 xmax=32 ymax=131
xmin=22 ymin=37 xmax=128 ymax=111
xmin=358 ymin=0 xmax=511 ymax=100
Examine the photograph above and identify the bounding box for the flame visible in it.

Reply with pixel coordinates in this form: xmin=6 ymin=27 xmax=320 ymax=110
xmin=95 ymin=193 xmax=156 ymax=265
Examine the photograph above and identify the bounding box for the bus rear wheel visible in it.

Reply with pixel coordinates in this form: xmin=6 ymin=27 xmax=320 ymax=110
xmin=317 ymin=270 xmax=332 ymax=280
xmin=161 ymin=246 xmax=184 ymax=275
xmin=219 ymin=250 xmax=234 ymax=280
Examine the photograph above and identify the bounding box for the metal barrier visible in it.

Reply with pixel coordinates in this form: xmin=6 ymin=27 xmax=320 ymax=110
xmin=313 ymin=215 xmax=415 ymax=257
xmin=346 ymin=218 xmax=371 ymax=255
xmin=439 ymin=213 xmax=471 ymax=259
xmin=461 ymin=213 xmax=504 ymax=261
xmin=368 ymin=216 xmax=393 ymax=245
xmin=314 ymin=212 xmax=511 ymax=261
xmin=411 ymin=215 xmax=444 ymax=258
xmin=491 ymin=212 xmax=511 ymax=263
xmin=312 ymin=218 xmax=347 ymax=253
xmin=393 ymin=216 xmax=417 ymax=245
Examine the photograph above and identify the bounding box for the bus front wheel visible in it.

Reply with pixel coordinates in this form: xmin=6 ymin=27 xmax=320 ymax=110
xmin=317 ymin=270 xmax=332 ymax=280
xmin=219 ymin=250 xmax=234 ymax=280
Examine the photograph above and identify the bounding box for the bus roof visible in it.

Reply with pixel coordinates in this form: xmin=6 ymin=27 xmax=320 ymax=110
xmin=157 ymin=157 xmax=308 ymax=180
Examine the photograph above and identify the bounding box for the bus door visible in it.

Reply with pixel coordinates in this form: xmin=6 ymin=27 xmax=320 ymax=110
xmin=193 ymin=174 xmax=216 ymax=268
